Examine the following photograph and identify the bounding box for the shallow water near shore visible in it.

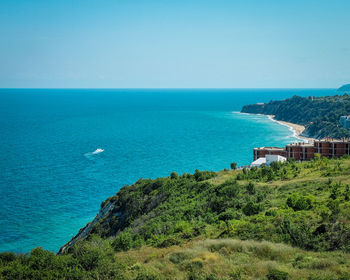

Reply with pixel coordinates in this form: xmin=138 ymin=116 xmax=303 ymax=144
xmin=0 ymin=88 xmax=334 ymax=253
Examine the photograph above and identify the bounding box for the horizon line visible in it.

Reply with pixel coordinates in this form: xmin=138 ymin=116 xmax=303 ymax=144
xmin=0 ymin=87 xmax=337 ymax=90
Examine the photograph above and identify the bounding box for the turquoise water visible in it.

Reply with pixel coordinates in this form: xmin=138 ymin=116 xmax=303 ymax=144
xmin=0 ymin=88 xmax=334 ymax=253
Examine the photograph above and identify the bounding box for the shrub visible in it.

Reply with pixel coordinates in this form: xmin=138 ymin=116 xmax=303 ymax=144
xmin=246 ymin=182 xmax=256 ymax=195
xmin=279 ymin=219 xmax=316 ymax=250
xmin=0 ymin=252 xmax=16 ymax=264
xmin=218 ymin=210 xmax=237 ymax=221
xmin=170 ymin=172 xmax=179 ymax=179
xmin=174 ymin=220 xmax=190 ymax=232
xmin=327 ymin=199 xmax=340 ymax=217
xmin=157 ymin=237 xmax=181 ymax=248
xmin=186 ymin=259 xmax=204 ymax=272
xmin=344 ymin=185 xmax=350 ymax=201
xmin=329 ymin=182 xmax=341 ymax=199
xmin=286 ymin=194 xmax=312 ymax=211
xmin=194 ymin=170 xmax=216 ymax=181
xmin=112 ymin=232 xmax=133 ymax=252
xmin=169 ymin=252 xmax=192 ymax=264
xmin=135 ymin=269 xmax=161 ymax=280
xmin=266 ymin=268 xmax=289 ymax=280
xmin=219 ymin=180 xmax=240 ymax=197
xmin=242 ymin=201 xmax=261 ymax=216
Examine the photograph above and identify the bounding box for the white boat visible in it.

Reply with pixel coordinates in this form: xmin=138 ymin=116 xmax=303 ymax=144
xmin=92 ymin=148 xmax=104 ymax=154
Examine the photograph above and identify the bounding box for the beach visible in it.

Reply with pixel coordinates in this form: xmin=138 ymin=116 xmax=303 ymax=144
xmin=267 ymin=115 xmax=315 ymax=142
xmin=237 ymin=111 xmax=316 ymax=142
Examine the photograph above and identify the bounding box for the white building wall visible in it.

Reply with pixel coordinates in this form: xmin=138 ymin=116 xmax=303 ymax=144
xmin=266 ymin=154 xmax=286 ymax=165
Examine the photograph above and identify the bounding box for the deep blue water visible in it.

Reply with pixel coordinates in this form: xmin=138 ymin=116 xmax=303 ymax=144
xmin=0 ymin=88 xmax=334 ymax=253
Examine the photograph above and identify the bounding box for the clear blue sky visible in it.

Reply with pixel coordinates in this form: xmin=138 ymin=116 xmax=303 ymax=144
xmin=0 ymin=0 xmax=349 ymax=88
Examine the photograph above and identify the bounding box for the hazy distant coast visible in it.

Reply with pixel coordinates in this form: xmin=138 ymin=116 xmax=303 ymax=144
xmin=241 ymin=94 xmax=350 ymax=139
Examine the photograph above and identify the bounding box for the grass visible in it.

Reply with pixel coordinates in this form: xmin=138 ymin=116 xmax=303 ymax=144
xmin=114 ymin=239 xmax=350 ymax=280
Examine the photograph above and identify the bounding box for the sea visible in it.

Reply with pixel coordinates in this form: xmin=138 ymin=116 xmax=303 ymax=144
xmin=0 ymin=88 xmax=335 ymax=253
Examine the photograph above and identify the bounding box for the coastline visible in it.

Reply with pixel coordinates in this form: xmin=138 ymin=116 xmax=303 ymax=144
xmin=266 ymin=115 xmax=315 ymax=142
xmin=237 ymin=111 xmax=315 ymax=142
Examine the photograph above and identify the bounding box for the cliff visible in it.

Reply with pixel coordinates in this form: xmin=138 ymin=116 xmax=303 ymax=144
xmin=241 ymin=94 xmax=350 ymax=139
xmin=58 ymin=200 xmax=116 ymax=255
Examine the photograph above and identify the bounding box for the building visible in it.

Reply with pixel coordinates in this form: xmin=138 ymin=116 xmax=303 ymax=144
xmin=250 ymin=157 xmax=266 ymax=167
xmin=286 ymin=142 xmax=315 ymax=161
xmin=253 ymin=139 xmax=350 ymax=162
xmin=253 ymin=147 xmax=286 ymax=161
xmin=266 ymin=154 xmax=287 ymax=165
xmin=315 ymin=139 xmax=350 ymax=157
xmin=339 ymin=116 xmax=350 ymax=129
xmin=250 ymin=154 xmax=286 ymax=168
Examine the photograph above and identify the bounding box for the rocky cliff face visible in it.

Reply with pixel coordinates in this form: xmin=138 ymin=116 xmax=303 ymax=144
xmin=57 ymin=177 xmax=170 ymax=254
xmin=57 ymin=172 xmax=216 ymax=255
xmin=58 ymin=200 xmax=116 ymax=254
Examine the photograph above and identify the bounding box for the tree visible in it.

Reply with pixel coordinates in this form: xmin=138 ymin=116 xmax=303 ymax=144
xmin=170 ymin=172 xmax=179 ymax=179
xmin=230 ymin=162 xmax=237 ymax=170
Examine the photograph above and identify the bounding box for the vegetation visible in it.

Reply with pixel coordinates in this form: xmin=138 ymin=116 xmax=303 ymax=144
xmin=230 ymin=162 xmax=237 ymax=170
xmin=1 ymin=158 xmax=350 ymax=279
xmin=241 ymin=94 xmax=350 ymax=139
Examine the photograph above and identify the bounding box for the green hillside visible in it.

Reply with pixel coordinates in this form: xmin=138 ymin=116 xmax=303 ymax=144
xmin=241 ymin=94 xmax=350 ymax=139
xmin=1 ymin=158 xmax=350 ymax=279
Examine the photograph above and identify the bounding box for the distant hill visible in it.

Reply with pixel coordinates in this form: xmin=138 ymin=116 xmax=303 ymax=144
xmin=241 ymin=94 xmax=350 ymax=139
xmin=337 ymin=84 xmax=350 ymax=92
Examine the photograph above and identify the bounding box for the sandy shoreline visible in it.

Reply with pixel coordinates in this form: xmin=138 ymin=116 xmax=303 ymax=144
xmin=237 ymin=111 xmax=315 ymax=142
xmin=266 ymin=115 xmax=315 ymax=142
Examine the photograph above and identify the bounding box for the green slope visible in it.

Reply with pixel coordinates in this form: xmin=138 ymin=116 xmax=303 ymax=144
xmin=1 ymin=158 xmax=350 ymax=279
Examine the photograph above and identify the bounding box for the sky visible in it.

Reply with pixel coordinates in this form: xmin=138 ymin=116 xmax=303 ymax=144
xmin=0 ymin=0 xmax=349 ymax=88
